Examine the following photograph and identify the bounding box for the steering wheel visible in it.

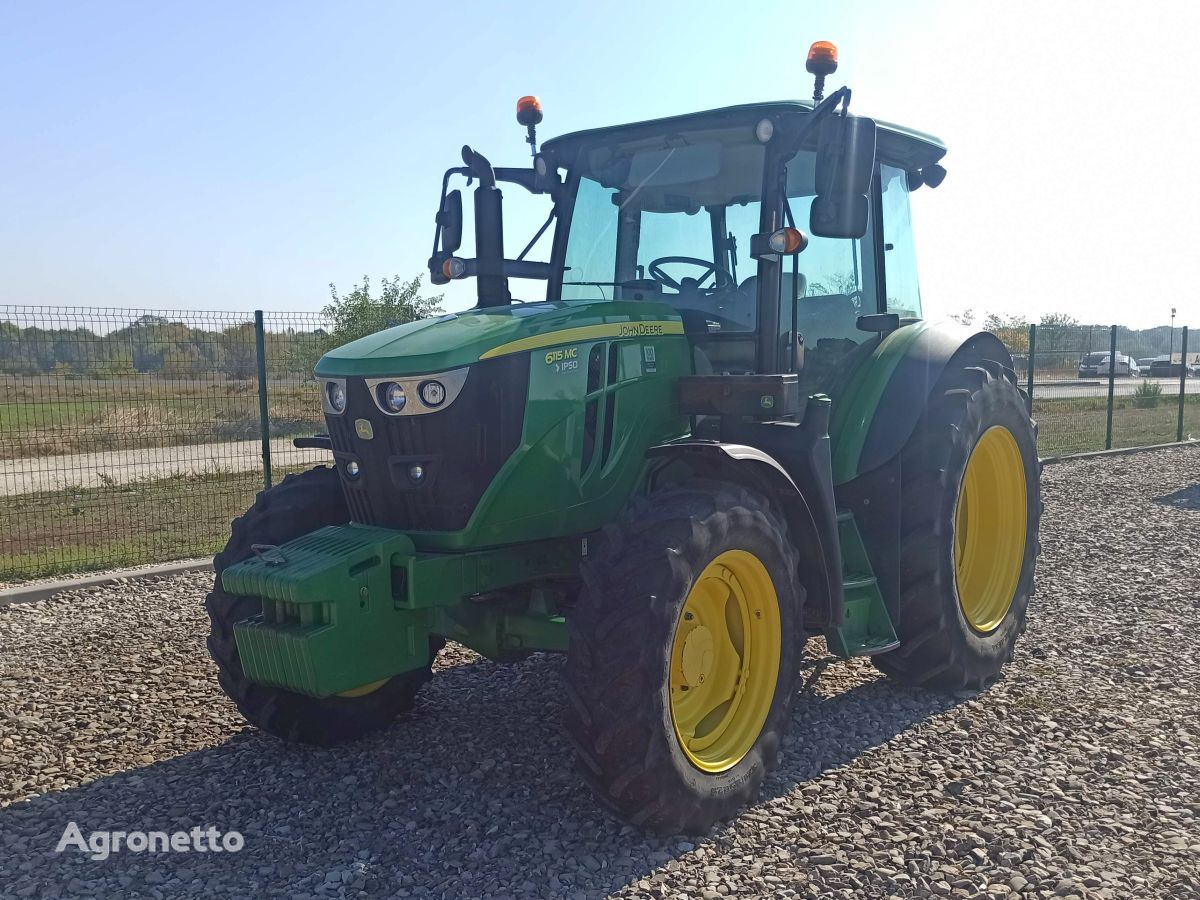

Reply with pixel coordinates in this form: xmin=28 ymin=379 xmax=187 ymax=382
xmin=648 ymin=256 xmax=734 ymax=292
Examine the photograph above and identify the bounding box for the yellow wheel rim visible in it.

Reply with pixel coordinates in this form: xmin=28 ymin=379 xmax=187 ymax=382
xmin=336 ymin=678 xmax=388 ymax=698
xmin=669 ymin=550 xmax=781 ymax=773
xmin=954 ymin=426 xmax=1028 ymax=633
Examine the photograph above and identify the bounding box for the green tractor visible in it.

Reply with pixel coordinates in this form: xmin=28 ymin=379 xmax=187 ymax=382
xmin=206 ymin=42 xmax=1039 ymax=833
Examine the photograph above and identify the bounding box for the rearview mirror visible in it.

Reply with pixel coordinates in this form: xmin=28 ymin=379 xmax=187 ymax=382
xmin=438 ymin=189 xmax=463 ymax=254
xmin=811 ymin=115 xmax=877 ymax=239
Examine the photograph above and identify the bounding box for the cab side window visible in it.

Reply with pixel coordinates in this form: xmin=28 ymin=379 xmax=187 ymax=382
xmin=880 ymin=164 xmax=922 ymax=319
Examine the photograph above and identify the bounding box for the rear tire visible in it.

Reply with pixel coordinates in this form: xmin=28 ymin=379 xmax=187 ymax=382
xmin=873 ymin=360 xmax=1040 ymax=690
xmin=564 ymin=481 xmax=803 ymax=834
xmin=206 ymin=466 xmax=440 ymax=745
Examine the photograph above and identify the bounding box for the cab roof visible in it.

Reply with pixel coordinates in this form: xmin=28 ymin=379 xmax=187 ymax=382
xmin=541 ymin=100 xmax=946 ymax=173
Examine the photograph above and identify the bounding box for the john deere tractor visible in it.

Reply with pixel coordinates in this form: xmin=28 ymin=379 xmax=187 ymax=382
xmin=207 ymin=42 xmax=1039 ymax=833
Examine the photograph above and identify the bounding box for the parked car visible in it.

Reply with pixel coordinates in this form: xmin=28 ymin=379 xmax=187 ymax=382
xmin=1148 ymin=357 xmax=1193 ymax=378
xmin=1078 ymin=351 xmax=1137 ymax=377
xmin=1137 ymin=356 xmax=1160 ymax=375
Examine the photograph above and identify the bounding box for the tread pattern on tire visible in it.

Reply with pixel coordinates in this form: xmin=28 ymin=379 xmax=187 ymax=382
xmin=564 ymin=480 xmax=802 ymax=834
xmin=205 ymin=466 xmax=439 ymax=746
xmin=874 ymin=358 xmax=1041 ymax=691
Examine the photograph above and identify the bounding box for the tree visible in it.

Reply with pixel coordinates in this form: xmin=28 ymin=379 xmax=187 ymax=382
xmin=982 ymin=312 xmax=1029 ymax=331
xmin=1038 ymin=312 xmax=1080 ymax=330
xmin=948 ymin=309 xmax=975 ymax=326
xmin=1036 ymin=312 xmax=1085 ymax=355
xmin=219 ymin=323 xmax=257 ymax=380
xmin=981 ymin=313 xmax=1031 ymax=354
xmin=323 ymin=275 xmax=443 ymax=349
xmin=161 ymin=345 xmax=203 ymax=378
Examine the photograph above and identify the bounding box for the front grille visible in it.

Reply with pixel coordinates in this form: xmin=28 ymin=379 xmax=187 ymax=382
xmin=326 ymin=354 xmax=529 ymax=532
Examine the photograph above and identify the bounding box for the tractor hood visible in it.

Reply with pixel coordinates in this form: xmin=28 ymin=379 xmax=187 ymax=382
xmin=314 ymin=300 xmax=685 ymax=377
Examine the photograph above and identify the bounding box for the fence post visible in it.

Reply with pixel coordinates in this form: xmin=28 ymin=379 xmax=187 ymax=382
xmin=1105 ymin=324 xmax=1117 ymax=451
xmin=1178 ymin=326 xmax=1190 ymax=444
xmin=254 ymin=310 xmax=273 ymax=491
xmin=1025 ymin=323 xmax=1036 ymax=411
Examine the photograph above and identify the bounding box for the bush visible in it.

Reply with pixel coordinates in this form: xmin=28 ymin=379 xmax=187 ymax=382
xmin=1132 ymin=380 xmax=1163 ymax=408
xmin=324 ymin=275 xmax=443 ymax=349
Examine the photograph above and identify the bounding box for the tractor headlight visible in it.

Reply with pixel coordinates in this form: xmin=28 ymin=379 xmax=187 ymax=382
xmin=326 ymin=380 xmax=347 ymax=414
xmin=419 ymin=380 xmax=446 ymax=407
xmin=382 ymin=382 xmax=407 ymax=412
xmin=365 ymin=367 xmax=469 ymax=417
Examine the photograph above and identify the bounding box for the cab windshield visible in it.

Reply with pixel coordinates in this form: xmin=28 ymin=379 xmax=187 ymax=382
xmin=557 ymin=123 xmax=874 ymax=357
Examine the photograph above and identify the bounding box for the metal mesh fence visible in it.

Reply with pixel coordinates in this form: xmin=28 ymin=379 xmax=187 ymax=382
xmin=995 ymin=324 xmax=1199 ymax=456
xmin=2 ymin=306 xmax=1196 ymax=582
xmin=0 ymin=306 xmax=336 ymax=582
xmin=260 ymin=311 xmax=329 ymax=472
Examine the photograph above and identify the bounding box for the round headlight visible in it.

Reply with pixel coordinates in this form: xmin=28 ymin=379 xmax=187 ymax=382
xmin=327 ymin=381 xmax=347 ymax=413
xmin=754 ymin=117 xmax=774 ymax=144
xmin=384 ymin=382 xmax=406 ymax=412
xmin=419 ymin=380 xmax=446 ymax=407
xmin=534 ymin=154 xmax=548 ymax=176
xmin=345 ymin=460 xmax=360 ymax=478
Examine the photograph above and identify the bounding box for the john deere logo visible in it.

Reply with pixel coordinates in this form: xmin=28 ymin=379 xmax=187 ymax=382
xmin=354 ymin=419 xmax=374 ymax=440
xmin=760 ymin=395 xmax=775 ymax=410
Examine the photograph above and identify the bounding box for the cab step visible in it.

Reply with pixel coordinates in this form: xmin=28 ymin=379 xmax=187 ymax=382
xmin=824 ymin=509 xmax=900 ymax=658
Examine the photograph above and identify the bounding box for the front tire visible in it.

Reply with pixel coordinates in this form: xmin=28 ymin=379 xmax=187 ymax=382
xmin=874 ymin=359 xmax=1040 ymax=690
xmin=564 ymin=481 xmax=802 ymax=834
xmin=206 ymin=466 xmax=440 ymax=746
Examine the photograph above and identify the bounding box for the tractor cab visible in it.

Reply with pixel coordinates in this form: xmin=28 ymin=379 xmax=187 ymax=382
xmin=429 ymin=85 xmax=947 ymax=395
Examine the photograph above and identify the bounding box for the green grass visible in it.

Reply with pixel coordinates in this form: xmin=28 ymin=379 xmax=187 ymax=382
xmin=0 ymin=399 xmax=82 ymax=430
xmin=0 ymin=466 xmax=308 ymax=582
xmin=0 ymin=375 xmax=322 ymax=460
xmin=1033 ymin=394 xmax=1200 ymax=454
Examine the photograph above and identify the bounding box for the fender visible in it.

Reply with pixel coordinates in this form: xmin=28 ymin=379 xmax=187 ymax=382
xmin=828 ymin=320 xmax=1014 ymax=484
xmin=647 ymin=407 xmax=844 ymax=632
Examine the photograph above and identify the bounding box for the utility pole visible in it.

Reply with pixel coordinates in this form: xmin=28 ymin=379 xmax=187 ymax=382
xmin=1169 ymin=307 xmax=1177 ymax=360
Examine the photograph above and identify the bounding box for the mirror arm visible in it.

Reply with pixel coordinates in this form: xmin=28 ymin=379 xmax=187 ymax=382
xmin=494 ymin=167 xmax=537 ymax=192
xmin=494 ymin=166 xmax=562 ymax=198
xmin=779 ymin=86 xmax=853 ymax=156
xmin=438 ymin=258 xmax=552 ymax=280
xmin=516 ymin=209 xmax=556 ymax=261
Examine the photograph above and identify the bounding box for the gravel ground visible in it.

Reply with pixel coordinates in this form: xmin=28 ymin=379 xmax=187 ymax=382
xmin=1 ymin=446 xmax=1197 ymax=899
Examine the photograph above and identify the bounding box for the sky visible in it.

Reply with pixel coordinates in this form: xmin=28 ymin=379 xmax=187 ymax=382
xmin=2 ymin=0 xmax=1198 ymax=329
